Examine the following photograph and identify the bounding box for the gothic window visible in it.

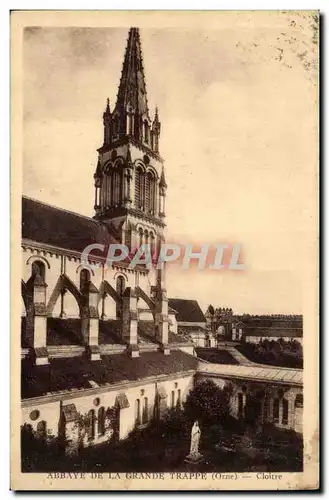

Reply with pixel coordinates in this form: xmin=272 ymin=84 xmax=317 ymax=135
xmin=282 ymin=398 xmax=289 ymax=425
xmin=135 ymin=399 xmax=141 ymax=426
xmin=145 ymin=173 xmax=150 ymax=210
xmin=150 ymin=232 xmax=155 ymax=258
xmin=142 ymin=397 xmax=148 ymax=424
xmin=31 ymin=261 xmax=45 ymax=281
xmin=273 ymin=398 xmax=280 ymax=423
xmin=149 ymin=173 xmax=155 ymax=213
xmin=138 ymin=228 xmax=144 ymax=248
xmin=116 ymin=276 xmax=126 ymax=297
xmin=98 ymin=407 xmax=106 ymax=436
xmin=144 ymin=230 xmax=149 ymax=247
xmin=135 ymin=167 xmax=144 ymax=209
xmin=171 ymin=390 xmax=175 ymax=408
xmin=111 ymin=169 xmax=121 ymax=205
xmin=176 ymin=389 xmax=181 ymax=409
xmin=87 ymin=410 xmax=96 ymax=440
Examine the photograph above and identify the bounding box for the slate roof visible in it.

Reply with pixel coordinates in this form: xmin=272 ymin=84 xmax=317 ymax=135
xmin=168 ymin=299 xmax=206 ymax=323
xmin=47 ymin=318 xmax=82 ymax=346
xmin=21 ymin=350 xmax=198 ymax=399
xmin=22 ymin=196 xmax=119 ymax=254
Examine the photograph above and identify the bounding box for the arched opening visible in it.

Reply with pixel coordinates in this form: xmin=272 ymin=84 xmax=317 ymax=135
xmin=111 ymin=169 xmax=121 ymax=205
xmin=31 ymin=260 xmax=46 ymax=281
xmin=36 ymin=420 xmax=47 ymax=439
xmin=135 ymin=399 xmax=141 ymax=426
xmin=282 ymin=398 xmax=289 ymax=425
xmin=87 ymin=410 xmax=96 ymax=441
xmin=150 ymin=232 xmax=155 ymax=259
xmin=138 ymin=227 xmax=144 ymax=248
xmin=98 ymin=407 xmax=106 ymax=436
xmin=273 ymin=398 xmax=280 ymax=423
xmin=142 ymin=397 xmax=148 ymax=424
xmin=135 ymin=167 xmax=144 ymax=210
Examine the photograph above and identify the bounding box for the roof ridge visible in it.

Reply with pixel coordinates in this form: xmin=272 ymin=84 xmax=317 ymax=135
xmin=22 ymin=195 xmax=99 ymax=224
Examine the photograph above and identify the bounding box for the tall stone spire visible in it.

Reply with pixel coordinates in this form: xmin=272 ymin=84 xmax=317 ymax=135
xmin=112 ymin=27 xmax=151 ymax=142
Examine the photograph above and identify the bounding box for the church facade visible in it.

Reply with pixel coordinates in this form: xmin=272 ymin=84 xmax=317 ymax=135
xmin=21 ymin=28 xmax=197 ymax=451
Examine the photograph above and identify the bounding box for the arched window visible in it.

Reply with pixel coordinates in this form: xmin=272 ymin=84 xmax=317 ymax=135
xmin=138 ymin=228 xmax=144 ymax=248
xmin=144 ymin=230 xmax=149 ymax=247
xmin=111 ymin=169 xmax=121 ymax=205
xmin=176 ymin=389 xmax=181 ymax=408
xmin=36 ymin=420 xmax=47 ymax=439
xmin=87 ymin=410 xmax=95 ymax=440
xmin=31 ymin=261 xmax=46 ymax=281
xmin=150 ymin=233 xmax=155 ymax=259
xmin=80 ymin=269 xmax=91 ymax=292
xmin=135 ymin=399 xmax=141 ymax=426
xmin=282 ymin=399 xmax=289 ymax=425
xmin=144 ymin=172 xmax=155 ymax=213
xmin=116 ymin=276 xmax=125 ymax=297
xmin=273 ymin=398 xmax=280 ymax=423
xmin=135 ymin=167 xmax=144 ymax=209
xmin=98 ymin=407 xmax=106 ymax=435
xmin=142 ymin=397 xmax=148 ymax=424
xmin=171 ymin=390 xmax=175 ymax=408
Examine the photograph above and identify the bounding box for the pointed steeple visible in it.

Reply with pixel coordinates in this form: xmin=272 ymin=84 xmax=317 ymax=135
xmin=115 ymin=28 xmax=149 ymax=117
xmin=112 ymin=28 xmax=152 ymax=144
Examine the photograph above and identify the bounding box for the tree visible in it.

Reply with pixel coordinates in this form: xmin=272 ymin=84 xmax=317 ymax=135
xmin=184 ymin=380 xmax=231 ymax=425
xmin=207 ymin=304 xmax=215 ymax=316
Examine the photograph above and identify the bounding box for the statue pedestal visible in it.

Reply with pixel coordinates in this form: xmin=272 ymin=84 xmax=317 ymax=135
xmin=184 ymin=451 xmax=204 ymax=464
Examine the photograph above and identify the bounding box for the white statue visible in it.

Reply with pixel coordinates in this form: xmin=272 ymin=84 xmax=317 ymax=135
xmin=186 ymin=421 xmax=202 ymax=462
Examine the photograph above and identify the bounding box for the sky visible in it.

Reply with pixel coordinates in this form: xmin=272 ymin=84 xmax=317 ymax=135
xmin=22 ymin=12 xmax=318 ymax=314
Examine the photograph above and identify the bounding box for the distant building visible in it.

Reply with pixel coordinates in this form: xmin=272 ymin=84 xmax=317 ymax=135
xmin=168 ymin=299 xmax=216 ymax=348
xmin=232 ymin=315 xmax=303 ymax=345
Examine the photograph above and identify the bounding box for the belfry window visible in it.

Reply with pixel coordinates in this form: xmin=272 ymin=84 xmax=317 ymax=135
xmin=111 ymin=169 xmax=121 ymax=205
xmin=98 ymin=407 xmax=106 ymax=435
xmin=135 ymin=167 xmax=144 ymax=209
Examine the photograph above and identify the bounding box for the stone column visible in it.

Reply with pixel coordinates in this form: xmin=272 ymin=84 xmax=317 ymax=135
xmin=122 ymin=287 xmax=139 ymax=357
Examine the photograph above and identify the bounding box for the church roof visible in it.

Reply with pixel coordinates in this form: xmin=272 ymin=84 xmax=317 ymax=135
xmin=168 ymin=298 xmax=206 ymax=323
xmin=21 ymin=350 xmax=198 ymax=400
xmin=22 ymin=196 xmax=119 ymax=254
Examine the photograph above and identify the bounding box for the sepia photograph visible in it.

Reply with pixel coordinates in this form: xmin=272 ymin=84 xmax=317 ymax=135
xmin=11 ymin=10 xmax=319 ymax=491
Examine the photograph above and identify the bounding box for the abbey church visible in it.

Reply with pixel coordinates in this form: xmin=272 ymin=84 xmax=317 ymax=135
xmin=21 ymin=28 xmax=205 ymax=450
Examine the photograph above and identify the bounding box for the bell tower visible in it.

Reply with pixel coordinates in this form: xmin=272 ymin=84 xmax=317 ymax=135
xmin=93 ymin=28 xmax=167 ymax=259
